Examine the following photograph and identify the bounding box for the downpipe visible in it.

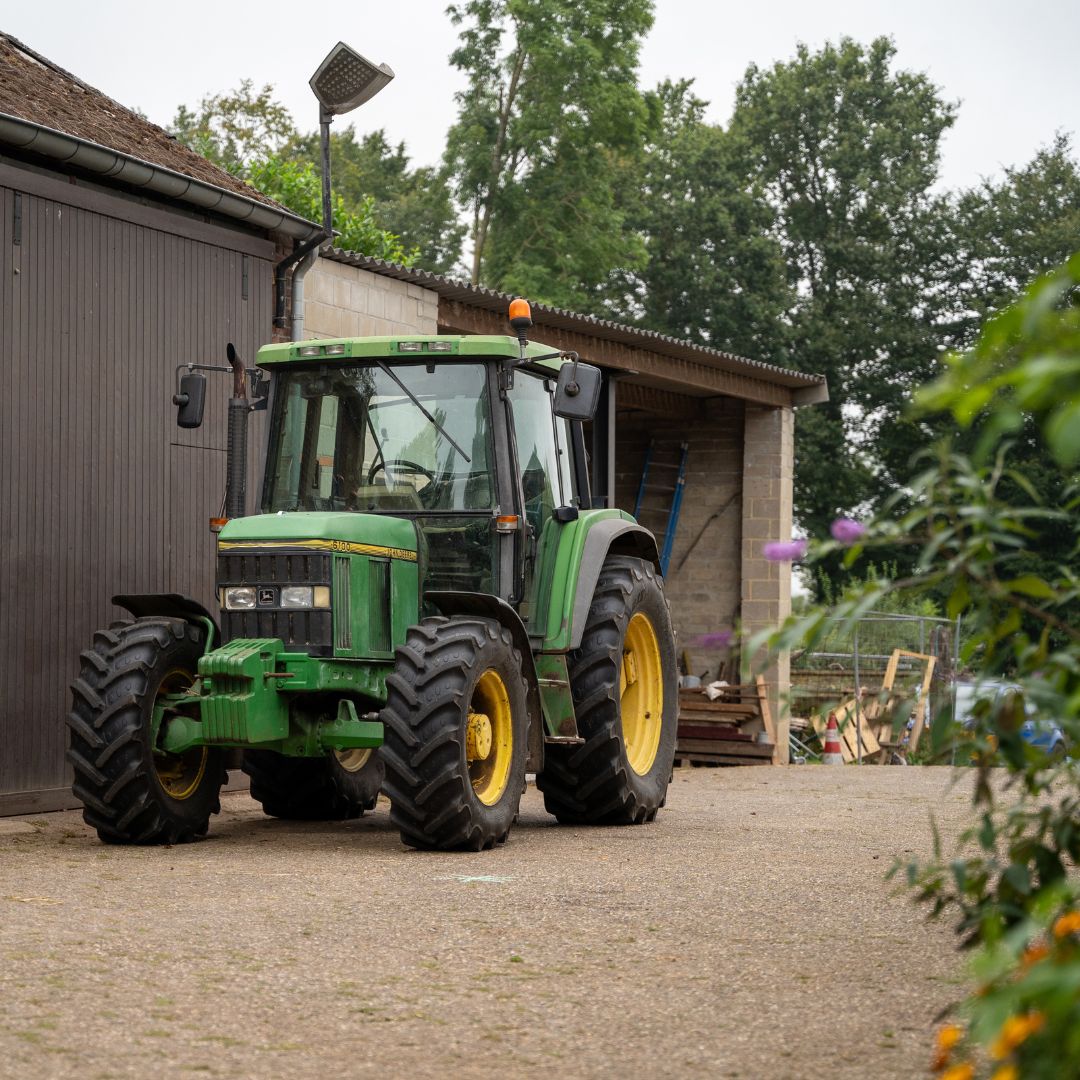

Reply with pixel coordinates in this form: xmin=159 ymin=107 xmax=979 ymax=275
xmin=273 ymin=230 xmax=328 ymax=333
xmin=290 ymin=245 xmax=321 ymax=341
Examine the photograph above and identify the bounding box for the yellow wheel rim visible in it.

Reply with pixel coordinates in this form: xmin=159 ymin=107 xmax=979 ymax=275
xmin=154 ymin=668 xmax=208 ymax=801
xmin=468 ymin=669 xmax=513 ymax=806
xmin=334 ymin=748 xmax=373 ymax=773
xmin=620 ymin=612 xmax=663 ymax=776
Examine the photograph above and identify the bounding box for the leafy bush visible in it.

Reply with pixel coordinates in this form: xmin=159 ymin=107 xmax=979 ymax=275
xmin=171 ymin=84 xmax=419 ymax=265
xmin=762 ymin=255 xmax=1080 ymax=1077
xmin=248 ymin=157 xmax=417 ymax=266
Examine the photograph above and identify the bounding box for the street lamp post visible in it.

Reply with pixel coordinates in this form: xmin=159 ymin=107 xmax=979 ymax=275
xmin=308 ymin=42 xmax=395 ymax=240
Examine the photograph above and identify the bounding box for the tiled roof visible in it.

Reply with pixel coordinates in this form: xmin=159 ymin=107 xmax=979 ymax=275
xmin=0 ymin=32 xmax=286 ymax=212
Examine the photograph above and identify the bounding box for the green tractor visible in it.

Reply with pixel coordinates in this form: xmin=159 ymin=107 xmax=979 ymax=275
xmin=67 ymin=302 xmax=678 ymax=850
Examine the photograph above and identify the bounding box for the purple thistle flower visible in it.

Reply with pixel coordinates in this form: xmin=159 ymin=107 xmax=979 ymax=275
xmin=830 ymin=518 xmax=867 ymax=544
xmin=692 ymin=630 xmax=733 ymax=649
xmin=762 ymin=539 xmax=808 ymax=563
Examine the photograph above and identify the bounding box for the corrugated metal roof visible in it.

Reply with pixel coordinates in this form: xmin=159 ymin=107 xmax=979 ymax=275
xmin=324 ymin=248 xmax=824 ymax=391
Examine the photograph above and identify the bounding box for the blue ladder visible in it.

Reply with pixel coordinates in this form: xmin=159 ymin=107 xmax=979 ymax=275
xmin=633 ymin=440 xmax=689 ymax=576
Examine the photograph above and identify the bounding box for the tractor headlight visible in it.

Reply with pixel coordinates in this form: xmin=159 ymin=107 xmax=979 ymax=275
xmin=224 ymin=586 xmax=256 ymax=610
xmin=280 ymin=586 xmax=314 ymax=609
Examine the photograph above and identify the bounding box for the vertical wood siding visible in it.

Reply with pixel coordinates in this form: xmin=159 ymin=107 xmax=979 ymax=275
xmin=0 ymin=182 xmax=272 ymax=804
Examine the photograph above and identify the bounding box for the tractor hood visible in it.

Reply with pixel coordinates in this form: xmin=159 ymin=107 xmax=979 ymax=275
xmin=217 ymin=512 xmax=418 ymax=564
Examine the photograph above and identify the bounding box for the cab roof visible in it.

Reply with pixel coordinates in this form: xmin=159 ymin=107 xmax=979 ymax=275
xmin=256 ymin=335 xmax=561 ymax=368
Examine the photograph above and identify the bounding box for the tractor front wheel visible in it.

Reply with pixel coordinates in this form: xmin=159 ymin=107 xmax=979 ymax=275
xmin=537 ymin=556 xmax=677 ymax=825
xmin=242 ymin=747 xmax=383 ymax=820
xmin=381 ymin=617 xmax=528 ymax=850
xmin=67 ymin=618 xmax=226 ymax=844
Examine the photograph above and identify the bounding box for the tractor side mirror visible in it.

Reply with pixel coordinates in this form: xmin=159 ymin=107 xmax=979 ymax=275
xmin=174 ymin=371 xmax=207 ymax=429
xmin=249 ymin=368 xmax=270 ymax=411
xmin=553 ymin=361 xmax=601 ymax=421
xmin=249 ymin=368 xmax=270 ymax=400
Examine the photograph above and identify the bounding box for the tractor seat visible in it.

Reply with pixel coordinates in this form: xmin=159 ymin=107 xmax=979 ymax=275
xmin=350 ymin=483 xmax=423 ymax=513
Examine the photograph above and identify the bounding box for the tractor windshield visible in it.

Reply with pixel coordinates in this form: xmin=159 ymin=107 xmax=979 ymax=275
xmin=262 ymin=362 xmax=495 ymax=514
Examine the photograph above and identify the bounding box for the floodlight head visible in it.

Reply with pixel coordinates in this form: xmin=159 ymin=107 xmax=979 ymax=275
xmin=309 ymin=42 xmax=394 ymax=118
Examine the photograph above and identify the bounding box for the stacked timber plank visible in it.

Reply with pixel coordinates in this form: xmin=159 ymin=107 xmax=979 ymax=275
xmin=675 ymin=677 xmax=777 ymax=766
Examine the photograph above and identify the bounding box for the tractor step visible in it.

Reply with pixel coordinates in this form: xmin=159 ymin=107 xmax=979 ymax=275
xmin=544 ymin=735 xmax=585 ymax=745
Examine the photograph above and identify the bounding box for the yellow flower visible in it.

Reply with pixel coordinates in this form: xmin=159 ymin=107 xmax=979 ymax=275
xmin=1053 ymin=910 xmax=1080 ymax=939
xmin=1020 ymin=941 xmax=1049 ymax=968
xmin=931 ymin=1023 xmax=964 ymax=1070
xmin=990 ymin=1012 xmax=1046 ymax=1059
xmin=939 ymin=1064 xmax=974 ymax=1080
xmin=991 ymin=1066 xmax=1019 ymax=1080
xmin=936 ymin=1024 xmax=964 ymax=1052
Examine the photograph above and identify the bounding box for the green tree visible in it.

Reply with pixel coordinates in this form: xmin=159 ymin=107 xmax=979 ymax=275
xmin=944 ymin=137 xmax=1080 ymax=620
xmin=444 ymin=0 xmax=653 ymax=308
xmin=608 ymin=79 xmax=790 ymax=363
xmin=730 ymin=37 xmax=958 ymax=589
xmin=288 ymin=127 xmax=464 ymax=273
xmin=955 ymin=133 xmax=1080 ymax=337
xmin=172 ymin=80 xmax=297 ymax=177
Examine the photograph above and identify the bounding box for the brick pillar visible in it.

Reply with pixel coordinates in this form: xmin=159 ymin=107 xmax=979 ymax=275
xmin=741 ymin=405 xmax=794 ymax=763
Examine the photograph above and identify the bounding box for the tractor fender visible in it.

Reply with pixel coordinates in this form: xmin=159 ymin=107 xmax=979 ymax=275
xmin=112 ymin=593 xmax=220 ymax=650
xmin=568 ymin=521 xmax=661 ymax=650
xmin=426 ymin=590 xmax=544 ymax=773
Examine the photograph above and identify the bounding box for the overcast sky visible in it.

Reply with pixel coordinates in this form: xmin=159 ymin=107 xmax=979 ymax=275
xmin=6 ymin=0 xmax=1079 ymax=192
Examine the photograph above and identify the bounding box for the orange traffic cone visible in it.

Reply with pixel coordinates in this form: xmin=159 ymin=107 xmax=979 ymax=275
xmin=822 ymin=713 xmax=845 ymax=765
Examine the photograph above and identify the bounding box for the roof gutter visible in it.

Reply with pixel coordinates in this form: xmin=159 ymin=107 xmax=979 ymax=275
xmin=0 ymin=112 xmax=322 ymax=241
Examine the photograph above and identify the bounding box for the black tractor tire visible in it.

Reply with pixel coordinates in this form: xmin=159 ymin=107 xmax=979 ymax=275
xmin=381 ymin=616 xmax=528 ymax=851
xmin=537 ymin=556 xmax=678 ymax=825
xmin=242 ymin=748 xmax=384 ymax=820
xmin=67 ymin=618 xmax=226 ymax=845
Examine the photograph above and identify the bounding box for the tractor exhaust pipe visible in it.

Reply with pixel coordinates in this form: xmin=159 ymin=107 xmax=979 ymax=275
xmin=225 ymin=343 xmax=248 ymax=519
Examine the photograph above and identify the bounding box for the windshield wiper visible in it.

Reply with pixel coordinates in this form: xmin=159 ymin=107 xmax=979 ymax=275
xmin=375 ymin=360 xmax=471 ymax=464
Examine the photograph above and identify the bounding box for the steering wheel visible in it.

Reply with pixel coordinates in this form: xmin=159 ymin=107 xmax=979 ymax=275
xmin=368 ymin=458 xmax=436 ymax=487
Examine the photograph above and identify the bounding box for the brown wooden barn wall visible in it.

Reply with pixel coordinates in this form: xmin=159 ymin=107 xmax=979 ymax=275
xmin=0 ymin=167 xmax=273 ymax=812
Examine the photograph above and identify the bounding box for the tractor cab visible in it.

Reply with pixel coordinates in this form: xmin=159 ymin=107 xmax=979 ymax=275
xmin=250 ymin=332 xmax=596 ymax=620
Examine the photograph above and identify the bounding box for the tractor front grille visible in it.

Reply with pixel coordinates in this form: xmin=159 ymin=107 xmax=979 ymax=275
xmin=217 ymin=551 xmax=333 ymax=656
xmin=333 ymin=556 xmax=352 ymax=650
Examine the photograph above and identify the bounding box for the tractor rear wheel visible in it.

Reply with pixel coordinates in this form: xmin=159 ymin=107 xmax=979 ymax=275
xmin=242 ymin=747 xmax=383 ymax=820
xmin=67 ymin=618 xmax=226 ymax=844
xmin=381 ymin=616 xmax=527 ymax=851
xmin=537 ymin=556 xmax=677 ymax=825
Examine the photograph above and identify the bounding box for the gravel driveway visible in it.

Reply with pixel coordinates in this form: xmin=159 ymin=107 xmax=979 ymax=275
xmin=0 ymin=766 xmax=975 ymax=1078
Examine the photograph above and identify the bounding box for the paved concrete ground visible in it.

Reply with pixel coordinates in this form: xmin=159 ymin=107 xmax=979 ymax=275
xmin=0 ymin=766 xmax=975 ymax=1079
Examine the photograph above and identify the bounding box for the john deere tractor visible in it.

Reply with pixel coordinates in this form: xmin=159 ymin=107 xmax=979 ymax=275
xmin=68 ymin=302 xmax=678 ymax=850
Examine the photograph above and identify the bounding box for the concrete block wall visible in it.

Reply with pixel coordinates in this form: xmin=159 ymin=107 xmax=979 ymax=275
xmin=303 ymin=259 xmax=439 ymax=338
xmin=613 ymin=397 xmax=745 ymax=681
xmin=614 ymin=397 xmax=795 ymax=763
